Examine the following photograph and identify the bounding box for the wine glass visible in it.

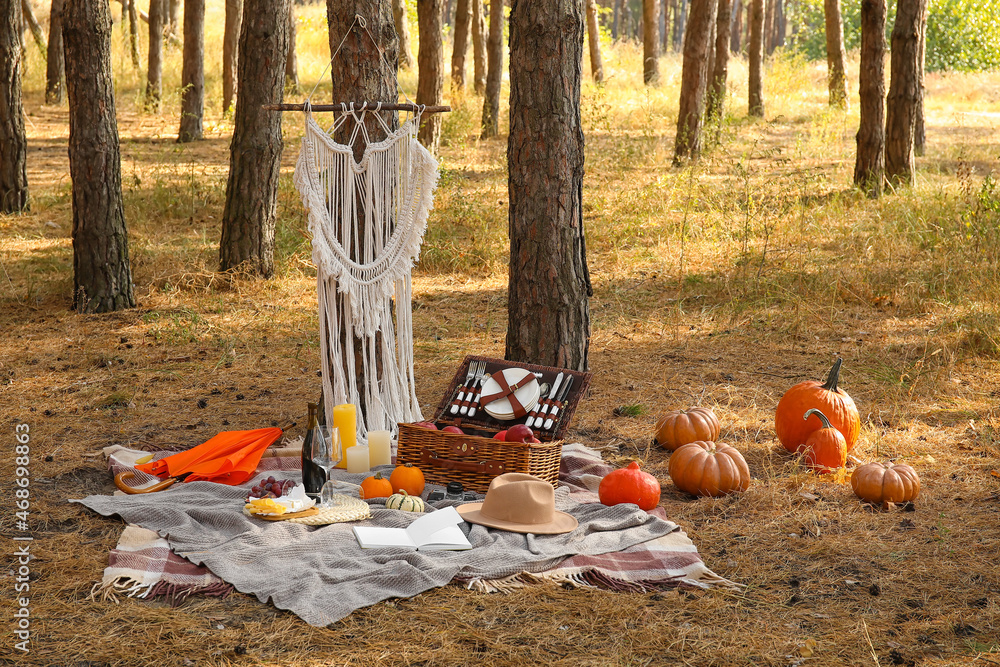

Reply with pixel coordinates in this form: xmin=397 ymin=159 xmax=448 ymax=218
xmin=313 ymin=426 xmax=342 ymax=505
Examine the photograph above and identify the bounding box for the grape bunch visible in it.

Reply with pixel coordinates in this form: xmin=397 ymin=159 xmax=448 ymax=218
xmin=245 ymin=476 xmax=297 ymax=502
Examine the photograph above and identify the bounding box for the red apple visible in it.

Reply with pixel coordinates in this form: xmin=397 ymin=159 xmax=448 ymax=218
xmin=413 ymin=421 xmax=438 ymax=430
xmin=493 ymin=430 xmax=507 ymax=441
xmin=505 ymin=424 xmax=534 ymax=443
xmin=442 ymin=426 xmax=464 ymax=434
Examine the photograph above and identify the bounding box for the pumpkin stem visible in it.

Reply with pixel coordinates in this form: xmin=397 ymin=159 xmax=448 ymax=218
xmin=821 ymin=358 xmax=843 ymax=393
xmin=803 ymin=408 xmax=833 ymax=429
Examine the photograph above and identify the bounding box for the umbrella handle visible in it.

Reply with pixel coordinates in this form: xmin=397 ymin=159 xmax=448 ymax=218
xmin=114 ymin=470 xmax=178 ymax=494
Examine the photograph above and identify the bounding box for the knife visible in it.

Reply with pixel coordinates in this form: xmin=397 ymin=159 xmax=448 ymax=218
xmin=526 ymin=372 xmax=563 ymax=429
xmin=543 ymin=375 xmax=574 ymax=431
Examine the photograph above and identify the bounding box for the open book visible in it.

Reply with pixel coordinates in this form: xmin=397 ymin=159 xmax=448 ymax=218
xmin=352 ymin=506 xmax=472 ymax=551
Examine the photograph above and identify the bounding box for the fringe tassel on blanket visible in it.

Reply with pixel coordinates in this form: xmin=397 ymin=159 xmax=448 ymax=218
xmin=463 ymin=568 xmax=741 ymax=594
xmin=88 ymin=576 xmax=233 ymax=607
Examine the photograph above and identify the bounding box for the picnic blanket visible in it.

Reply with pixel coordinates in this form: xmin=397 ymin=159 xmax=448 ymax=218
xmin=77 ymin=443 xmax=736 ymax=626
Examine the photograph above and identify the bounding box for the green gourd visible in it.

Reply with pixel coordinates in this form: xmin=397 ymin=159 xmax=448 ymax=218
xmin=385 ymin=490 xmax=425 ymax=512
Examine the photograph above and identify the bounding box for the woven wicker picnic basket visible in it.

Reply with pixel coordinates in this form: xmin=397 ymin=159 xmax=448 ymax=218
xmin=396 ymin=355 xmax=591 ymax=492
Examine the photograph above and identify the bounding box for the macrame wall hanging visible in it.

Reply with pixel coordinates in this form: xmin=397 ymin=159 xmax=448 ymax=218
xmin=280 ymin=16 xmax=449 ymax=442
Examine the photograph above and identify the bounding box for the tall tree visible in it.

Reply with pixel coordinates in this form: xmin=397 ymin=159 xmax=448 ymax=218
xmin=392 ymin=0 xmax=415 ymax=69
xmin=730 ymin=0 xmax=742 ymax=52
xmin=586 ymin=0 xmax=604 ymax=83
xmin=451 ymin=0 xmax=470 ymax=89
xmin=146 ymin=0 xmax=164 ymax=111
xmin=223 ymin=0 xmax=242 ymax=113
xmin=178 ymin=0 xmax=205 ymax=142
xmin=166 ymin=0 xmax=180 ymax=39
xmin=1 ymin=0 xmax=28 ymax=213
xmin=661 ymin=0 xmax=670 ymax=52
xmin=417 ymin=0 xmax=444 ymax=152
xmin=471 ymin=0 xmax=486 ymax=92
xmin=824 ymin=0 xmax=848 ymax=108
xmin=286 ymin=1 xmax=299 ymax=91
xmin=885 ymin=0 xmax=925 ymax=188
xmin=612 ymin=0 xmax=621 ymax=40
xmin=643 ymin=0 xmax=659 ymax=84
xmin=854 ymin=0 xmax=886 ymax=196
xmin=747 ymin=0 xmax=764 ymax=116
xmin=507 ymin=0 xmax=591 ymax=371
xmin=45 ymin=0 xmax=65 ymax=104
xmin=63 ymin=0 xmax=135 ymax=311
xmin=126 ymin=0 xmax=140 ymax=69
xmin=673 ymin=0 xmax=718 ymax=163
xmin=707 ymin=0 xmax=732 ymax=120
xmin=20 ymin=0 xmax=45 ymax=55
xmin=673 ymin=0 xmax=687 ymax=50
xmin=914 ymin=1 xmax=927 ymax=155
xmin=481 ymin=0 xmax=503 ymax=138
xmin=218 ymin=0 xmax=289 ymax=276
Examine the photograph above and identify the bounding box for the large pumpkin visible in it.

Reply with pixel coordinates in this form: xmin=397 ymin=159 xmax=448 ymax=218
xmin=654 ymin=407 xmax=721 ymax=451
xmin=598 ymin=461 xmax=661 ymax=510
xmin=851 ymin=462 xmax=920 ymax=505
xmin=775 ymin=359 xmax=860 ymax=453
xmin=389 ymin=463 xmax=426 ymax=496
xmin=668 ymin=441 xmax=750 ymax=497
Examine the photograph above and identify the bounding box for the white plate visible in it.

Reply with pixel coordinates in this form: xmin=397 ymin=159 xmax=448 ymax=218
xmin=481 ymin=368 xmax=540 ymax=421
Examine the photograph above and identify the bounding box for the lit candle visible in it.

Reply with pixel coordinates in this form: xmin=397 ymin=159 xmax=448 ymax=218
xmin=367 ymin=430 xmax=392 ymax=467
xmin=333 ymin=403 xmax=357 ymax=469
xmin=345 ymin=445 xmax=370 ymax=474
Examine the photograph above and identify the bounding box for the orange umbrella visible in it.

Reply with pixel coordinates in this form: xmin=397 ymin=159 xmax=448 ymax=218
xmin=115 ymin=426 xmax=287 ymax=494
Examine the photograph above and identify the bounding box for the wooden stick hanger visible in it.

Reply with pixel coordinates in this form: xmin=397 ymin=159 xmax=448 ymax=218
xmin=263 ymin=14 xmax=450 ymax=116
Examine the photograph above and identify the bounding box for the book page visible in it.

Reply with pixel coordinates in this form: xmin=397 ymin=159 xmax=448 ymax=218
xmin=353 ymin=507 xmax=470 ymax=550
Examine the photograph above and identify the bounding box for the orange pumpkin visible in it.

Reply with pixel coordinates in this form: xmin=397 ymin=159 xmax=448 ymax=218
xmin=389 ymin=463 xmax=426 ymax=496
xmin=359 ymin=472 xmax=393 ymax=499
xmin=654 ymin=407 xmax=721 ymax=451
xmin=851 ymin=462 xmax=920 ymax=505
xmin=801 ymin=408 xmax=847 ymax=473
xmin=668 ymin=441 xmax=750 ymax=497
xmin=775 ymin=359 xmax=860 ymax=453
xmin=598 ymin=461 xmax=661 ymax=510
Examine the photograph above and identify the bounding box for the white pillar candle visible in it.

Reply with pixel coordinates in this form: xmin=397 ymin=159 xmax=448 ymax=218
xmin=367 ymin=430 xmax=392 ymax=467
xmin=345 ymin=445 xmax=370 ymax=474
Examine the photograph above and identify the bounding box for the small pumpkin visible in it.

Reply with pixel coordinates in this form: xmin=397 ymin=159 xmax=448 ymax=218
xmin=359 ymin=472 xmax=393 ymax=499
xmin=851 ymin=462 xmax=920 ymax=505
xmin=775 ymin=358 xmax=861 ymax=453
xmin=654 ymin=407 xmax=721 ymax=451
xmin=389 ymin=463 xmax=426 ymax=496
xmin=385 ymin=490 xmax=426 ymax=512
xmin=598 ymin=461 xmax=661 ymax=510
xmin=668 ymin=441 xmax=750 ymax=497
xmin=801 ymin=408 xmax=847 ymax=473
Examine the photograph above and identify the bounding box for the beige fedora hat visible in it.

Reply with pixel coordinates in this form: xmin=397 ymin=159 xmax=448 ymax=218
xmin=456 ymin=473 xmax=578 ymax=535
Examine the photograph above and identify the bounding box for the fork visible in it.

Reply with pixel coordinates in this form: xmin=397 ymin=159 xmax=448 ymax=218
xmin=450 ymin=360 xmax=482 ymax=415
xmin=460 ymin=362 xmax=487 ymax=415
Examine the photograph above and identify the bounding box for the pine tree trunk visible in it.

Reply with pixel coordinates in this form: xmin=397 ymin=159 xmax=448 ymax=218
xmin=178 ymin=0 xmax=205 ymax=142
xmin=127 ymin=0 xmax=140 ymax=68
xmin=643 ymin=0 xmax=659 ymax=84
xmin=451 ymin=0 xmax=469 ymax=89
xmin=730 ymin=0 xmax=742 ymax=52
xmin=586 ymin=0 xmax=603 ymax=83
xmin=285 ymin=2 xmax=298 ymax=92
xmin=146 ymin=0 xmax=164 ymax=110
xmin=507 ymin=0 xmax=590 ymax=371
xmin=885 ymin=0 xmax=923 ymax=188
xmin=471 ymin=0 xmax=486 ymax=92
xmin=824 ymin=0 xmax=848 ymax=109
xmin=20 ymin=0 xmax=45 ymax=55
xmin=1 ymin=0 xmax=28 ymax=213
xmin=45 ymin=0 xmax=64 ymax=104
xmin=218 ymin=0 xmax=288 ymax=276
xmin=393 ymin=0 xmax=415 ymax=70
xmin=661 ymin=0 xmax=669 ymax=52
xmin=674 ymin=0 xmax=687 ymax=50
xmin=707 ymin=0 xmax=732 ymax=120
xmin=674 ymin=0 xmax=718 ymax=162
xmin=914 ymin=1 xmax=926 ymax=156
xmin=762 ymin=0 xmax=774 ymax=53
xmin=854 ymin=0 xmax=886 ymax=197
xmin=166 ymin=0 xmax=180 ymax=39
xmin=748 ymin=0 xmax=764 ymax=116
xmin=223 ymin=0 xmax=241 ymax=113
xmin=481 ymin=0 xmax=503 ymax=138
xmin=63 ymin=0 xmax=135 ymax=311
xmin=417 ymin=0 xmax=444 ymax=152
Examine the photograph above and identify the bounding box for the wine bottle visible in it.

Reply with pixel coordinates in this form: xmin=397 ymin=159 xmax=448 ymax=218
xmin=301 ymin=402 xmax=327 ymax=496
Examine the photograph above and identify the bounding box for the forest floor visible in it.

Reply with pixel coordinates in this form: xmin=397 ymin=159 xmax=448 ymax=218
xmin=2 ymin=14 xmax=1000 ymax=666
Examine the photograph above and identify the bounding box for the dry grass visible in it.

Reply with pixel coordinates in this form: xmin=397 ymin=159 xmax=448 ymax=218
xmin=2 ymin=5 xmax=1000 ymax=666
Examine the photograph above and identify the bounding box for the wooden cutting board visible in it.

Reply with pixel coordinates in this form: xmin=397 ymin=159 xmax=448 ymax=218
xmin=254 ymin=507 xmax=320 ymax=521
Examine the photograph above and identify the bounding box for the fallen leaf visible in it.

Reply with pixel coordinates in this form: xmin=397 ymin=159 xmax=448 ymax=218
xmin=990 ymin=470 xmax=1000 ymax=479
xmin=799 ymin=638 xmax=818 ymax=658
xmin=799 ymin=491 xmax=820 ymax=502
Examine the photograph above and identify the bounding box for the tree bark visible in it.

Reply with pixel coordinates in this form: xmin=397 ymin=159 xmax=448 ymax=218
xmin=63 ymin=0 xmax=135 ymax=311
xmin=748 ymin=0 xmax=764 ymax=116
xmin=1 ymin=0 xmax=28 ymax=213
xmin=914 ymin=1 xmax=926 ymax=156
xmin=824 ymin=0 xmax=848 ymax=109
xmin=507 ymin=0 xmax=590 ymax=371
xmin=45 ymin=0 xmax=64 ymax=104
xmin=20 ymin=0 xmax=44 ymax=55
xmin=126 ymin=0 xmax=140 ymax=68
xmin=146 ymin=0 xmax=164 ymax=111
xmin=854 ymin=0 xmax=886 ymax=197
xmin=885 ymin=0 xmax=924 ymax=188
xmin=178 ymin=0 xmax=205 ymax=142
xmin=674 ymin=0 xmax=718 ymax=163
xmin=471 ymin=0 xmax=486 ymax=92
xmin=586 ymin=0 xmax=603 ymax=83
xmin=285 ymin=2 xmax=298 ymax=92
xmin=481 ymin=0 xmax=502 ymax=138
xmin=730 ymin=0 xmax=742 ymax=52
xmin=707 ymin=0 xmax=731 ymax=120
xmin=417 ymin=0 xmax=444 ymax=152
xmin=643 ymin=0 xmax=659 ymax=84
xmin=218 ymin=0 xmax=288 ymax=276
xmin=223 ymin=0 xmax=241 ymax=113
xmin=451 ymin=0 xmax=469 ymax=89
xmin=392 ymin=0 xmax=414 ymax=70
